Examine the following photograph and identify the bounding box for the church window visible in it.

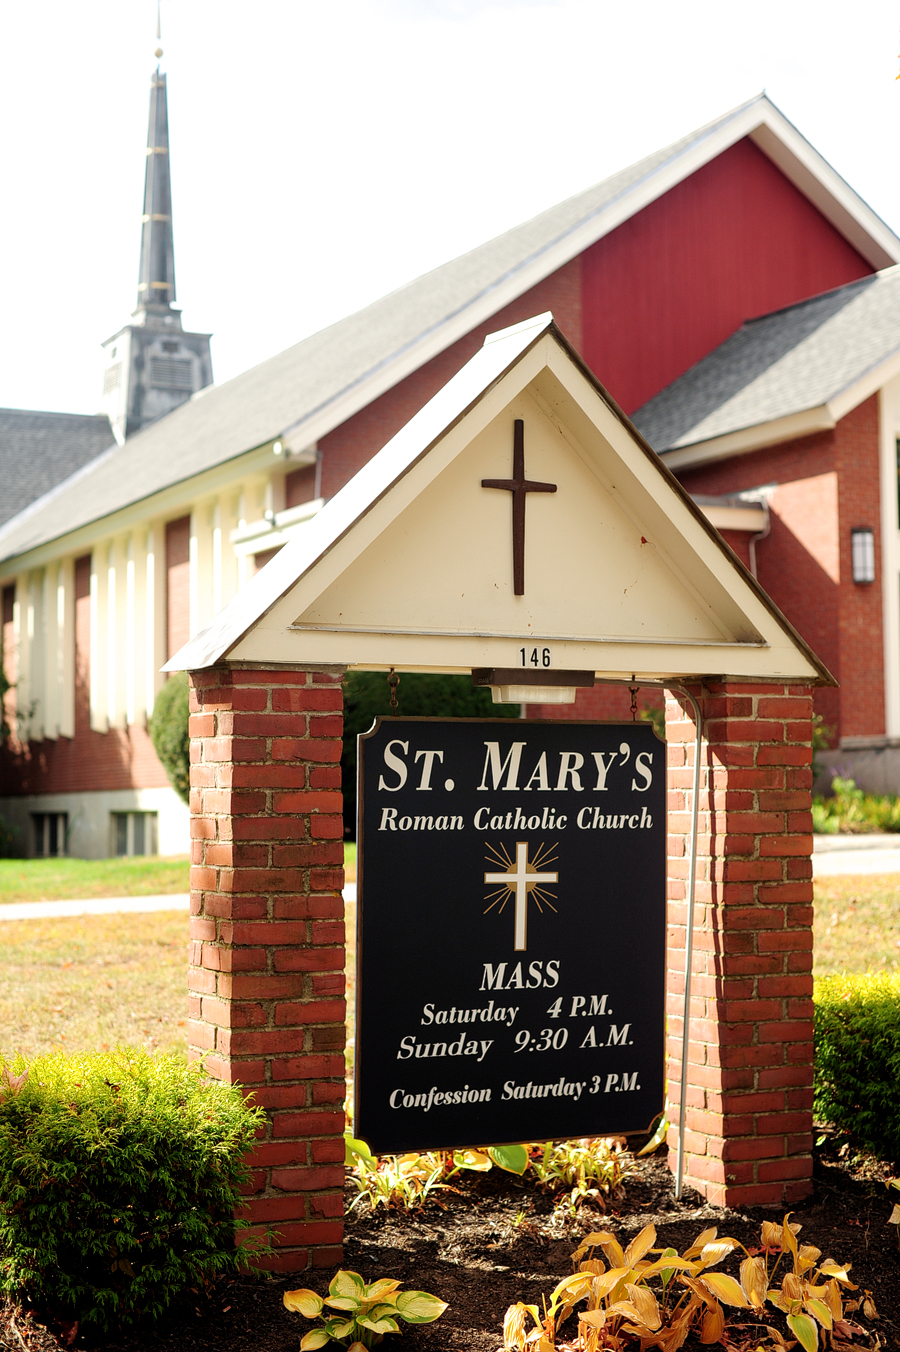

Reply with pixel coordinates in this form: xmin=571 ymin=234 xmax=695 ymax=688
xmin=150 ymin=356 xmax=193 ymax=390
xmin=162 ymin=340 xmax=180 ymax=353
xmin=32 ymin=813 xmax=68 ymax=857
xmin=103 ymin=362 xmax=121 ymax=393
xmin=110 ymin=811 xmax=158 ymax=856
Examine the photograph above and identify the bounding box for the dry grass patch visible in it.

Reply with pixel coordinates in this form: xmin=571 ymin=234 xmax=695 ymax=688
xmin=813 ymin=872 xmax=900 ymax=975
xmin=0 ymin=911 xmax=188 ymax=1060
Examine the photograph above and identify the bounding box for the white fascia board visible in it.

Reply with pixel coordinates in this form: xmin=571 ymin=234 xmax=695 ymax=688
xmin=0 ymin=442 xmax=279 ymax=581
xmin=660 ymin=406 xmax=836 ymax=471
xmin=749 ymin=119 xmax=900 ymax=269
xmin=699 ymin=503 xmax=768 ymax=531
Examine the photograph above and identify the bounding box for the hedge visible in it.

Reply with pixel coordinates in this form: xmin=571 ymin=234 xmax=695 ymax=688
xmin=814 ymin=971 xmax=900 ymax=1161
xmin=0 ymin=1049 xmax=265 ymax=1330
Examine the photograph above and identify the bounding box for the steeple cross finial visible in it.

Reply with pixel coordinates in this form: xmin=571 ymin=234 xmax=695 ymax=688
xmin=482 ymin=419 xmax=557 ymax=596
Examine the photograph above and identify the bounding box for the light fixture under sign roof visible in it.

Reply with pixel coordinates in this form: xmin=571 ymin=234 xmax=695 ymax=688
xmin=472 ymin=667 xmax=595 ymax=705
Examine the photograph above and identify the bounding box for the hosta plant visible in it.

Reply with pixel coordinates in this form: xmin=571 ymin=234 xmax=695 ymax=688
xmin=284 ymin=1270 xmax=448 ymax=1349
xmin=344 ymin=1135 xmax=528 ymax=1212
xmin=500 ymin=1214 xmax=861 ymax=1352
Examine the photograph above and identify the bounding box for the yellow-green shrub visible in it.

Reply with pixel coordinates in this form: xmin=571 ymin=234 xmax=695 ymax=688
xmin=0 ymin=1049 xmax=265 ymax=1331
xmin=814 ymin=972 xmax=900 ymax=1160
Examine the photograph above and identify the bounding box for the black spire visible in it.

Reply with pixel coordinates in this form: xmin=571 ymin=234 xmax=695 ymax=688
xmin=137 ymin=66 xmax=176 ymax=315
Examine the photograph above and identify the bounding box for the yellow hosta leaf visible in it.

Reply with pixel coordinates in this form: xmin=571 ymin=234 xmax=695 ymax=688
xmin=325 ymin=1297 xmax=360 ymax=1311
xmin=357 ymin=1315 xmax=400 ymax=1334
xmin=761 ymin=1220 xmax=784 ymax=1250
xmin=454 ymin=1148 xmax=492 ymax=1171
xmin=782 ymin=1272 xmax=804 ymax=1301
xmin=551 ymin=1272 xmax=594 ymax=1301
xmin=740 ymin=1256 xmax=768 ymax=1308
xmin=330 ymin=1270 xmax=366 ymax=1300
xmin=889 ymin=1204 xmax=900 ymax=1225
xmin=571 ymin=1230 xmax=613 ymax=1261
xmin=700 ymin=1301 xmax=725 ymax=1344
xmin=503 ymin=1301 xmax=531 ymax=1351
xmin=625 ymin=1283 xmax=662 ymax=1331
xmin=823 ymin=1278 xmax=843 ymax=1320
xmin=818 ymin=1259 xmax=855 ymax=1286
xmin=366 ymin=1279 xmax=402 ymax=1302
xmin=284 ymin=1289 xmax=324 ymax=1318
xmin=589 ymin=1266 xmax=632 ymax=1299
xmin=862 ymin=1294 xmax=878 ymax=1319
xmin=325 ymin=1319 xmax=354 ymax=1338
xmin=299 ymin=1333 xmax=330 ymax=1351
xmin=799 ymin=1244 xmax=822 ymax=1272
xmin=684 ymin=1226 xmax=718 ymax=1258
xmin=623 ymin=1222 xmax=656 ymax=1268
xmin=578 ymin=1309 xmax=609 ymax=1329
xmin=782 ymin=1213 xmax=800 ymax=1267
xmin=788 ymin=1311 xmax=818 ymax=1352
xmin=697 ymin=1272 xmax=749 ymax=1307
xmin=394 ymin=1290 xmax=449 ymax=1324
xmin=347 ymin=1344 xmax=369 ymax=1352
xmin=806 ymin=1298 xmax=833 ymax=1330
xmin=697 ymin=1239 xmax=739 ymax=1269
xmin=579 ymin=1258 xmax=606 ymax=1276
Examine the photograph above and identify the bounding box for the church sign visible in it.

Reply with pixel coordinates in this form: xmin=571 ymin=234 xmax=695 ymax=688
xmin=354 ymin=718 xmax=666 ymax=1155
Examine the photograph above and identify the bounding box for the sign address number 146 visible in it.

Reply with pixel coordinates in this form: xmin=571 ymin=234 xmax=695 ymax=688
xmin=520 ymin=647 xmax=551 ymax=667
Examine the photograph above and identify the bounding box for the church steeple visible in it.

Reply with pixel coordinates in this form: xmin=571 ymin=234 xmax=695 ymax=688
xmin=136 ymin=66 xmax=177 ymax=317
xmin=99 ymin=40 xmax=212 ymax=445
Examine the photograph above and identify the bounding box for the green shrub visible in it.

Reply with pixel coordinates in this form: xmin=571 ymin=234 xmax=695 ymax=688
xmin=812 ymin=775 xmax=900 ymax=834
xmin=149 ymin=672 xmax=190 ymax=803
xmin=814 ymin=972 xmax=900 ymax=1160
xmin=0 ymin=1048 xmax=265 ymax=1331
xmin=341 ymin=671 xmax=519 ymax=836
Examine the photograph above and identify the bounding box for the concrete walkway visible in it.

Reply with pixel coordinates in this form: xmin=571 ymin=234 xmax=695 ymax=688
xmin=813 ymin=834 xmax=900 ymax=877
xmin=0 ymin=883 xmax=359 ymax=921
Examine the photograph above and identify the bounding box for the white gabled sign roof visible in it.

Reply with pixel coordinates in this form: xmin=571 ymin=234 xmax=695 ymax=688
xmin=166 ymin=313 xmax=831 ymax=686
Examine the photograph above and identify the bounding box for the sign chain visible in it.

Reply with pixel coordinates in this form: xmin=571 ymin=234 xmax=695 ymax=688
xmin=629 ymin=677 xmax=638 ymax=721
xmin=387 ymin=667 xmax=400 ymax=713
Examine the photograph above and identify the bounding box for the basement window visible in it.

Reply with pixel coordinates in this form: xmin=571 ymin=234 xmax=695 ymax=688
xmin=111 ymin=812 xmax=158 ymax=857
xmin=32 ymin=813 xmax=68 ymax=857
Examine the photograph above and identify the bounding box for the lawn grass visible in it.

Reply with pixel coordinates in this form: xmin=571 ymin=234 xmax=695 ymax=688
xmin=0 ymin=855 xmax=190 ymax=904
xmin=0 ymin=844 xmax=357 ymax=904
xmin=0 ymin=911 xmax=188 ymax=1061
xmin=1 ymin=853 xmax=885 ymax=1070
xmin=813 ymin=872 xmax=900 ymax=975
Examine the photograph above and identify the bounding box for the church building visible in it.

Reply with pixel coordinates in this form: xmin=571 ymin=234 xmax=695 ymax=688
xmin=2 ymin=72 xmax=900 ymax=856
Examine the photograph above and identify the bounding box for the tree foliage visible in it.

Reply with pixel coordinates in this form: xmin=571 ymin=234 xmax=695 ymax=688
xmin=149 ymin=672 xmax=190 ymax=804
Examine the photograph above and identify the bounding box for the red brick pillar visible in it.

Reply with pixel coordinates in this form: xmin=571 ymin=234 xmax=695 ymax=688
xmin=666 ymin=681 xmax=815 ymax=1207
xmin=187 ymin=665 xmax=346 ymax=1271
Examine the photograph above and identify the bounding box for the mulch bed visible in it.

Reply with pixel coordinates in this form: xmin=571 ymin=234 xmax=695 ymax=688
xmin=3 ymin=1134 xmax=899 ymax=1350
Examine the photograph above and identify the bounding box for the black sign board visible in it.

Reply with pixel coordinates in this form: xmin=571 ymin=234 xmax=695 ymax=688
xmin=355 ymin=718 xmax=665 ymax=1155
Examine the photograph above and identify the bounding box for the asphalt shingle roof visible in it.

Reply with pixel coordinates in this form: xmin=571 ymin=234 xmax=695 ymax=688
xmin=632 ymin=267 xmax=900 ymax=453
xmin=0 ymin=409 xmax=114 ymax=528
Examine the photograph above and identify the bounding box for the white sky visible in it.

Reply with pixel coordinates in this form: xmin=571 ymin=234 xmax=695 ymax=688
xmin=2 ymin=0 xmax=899 ymax=415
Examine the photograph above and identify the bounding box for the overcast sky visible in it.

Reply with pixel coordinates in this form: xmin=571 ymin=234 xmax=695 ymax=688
xmin=2 ymin=0 xmax=899 ymax=415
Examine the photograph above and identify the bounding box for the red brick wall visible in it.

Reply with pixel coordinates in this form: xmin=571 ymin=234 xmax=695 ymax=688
xmin=166 ymin=516 xmax=191 ymax=662
xmin=318 ymin=258 xmax=583 ymax=499
xmin=666 ymin=682 xmax=814 ymax=1207
xmin=582 ymin=139 xmax=872 ymax=416
xmin=0 ymin=556 xmax=170 ymax=797
xmin=678 ymin=397 xmax=883 ymax=742
xmin=285 ymin=464 xmax=317 ymax=508
xmin=188 ymin=666 xmax=346 ymax=1272
xmin=1 ymin=584 xmax=15 ymax=734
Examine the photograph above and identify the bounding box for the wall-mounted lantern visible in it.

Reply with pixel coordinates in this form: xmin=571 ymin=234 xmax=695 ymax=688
xmin=851 ymin=528 xmax=875 ymax=584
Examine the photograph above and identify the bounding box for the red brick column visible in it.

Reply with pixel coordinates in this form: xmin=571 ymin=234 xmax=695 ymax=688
xmin=187 ymin=665 xmax=346 ymax=1272
xmin=666 ymin=681 xmax=815 ymax=1207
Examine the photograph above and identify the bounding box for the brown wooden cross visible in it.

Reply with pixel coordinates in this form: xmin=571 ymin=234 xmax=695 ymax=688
xmin=482 ymin=419 xmax=557 ymax=595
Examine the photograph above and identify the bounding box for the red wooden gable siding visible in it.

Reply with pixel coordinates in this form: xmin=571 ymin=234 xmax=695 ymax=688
xmin=580 ymin=138 xmax=873 ymax=415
